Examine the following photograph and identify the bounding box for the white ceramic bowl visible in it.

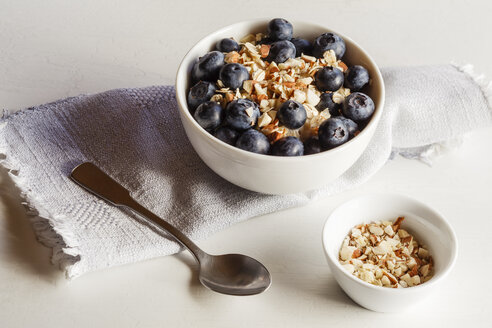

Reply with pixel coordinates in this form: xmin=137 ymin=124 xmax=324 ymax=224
xmin=176 ymin=20 xmax=385 ymax=194
xmin=322 ymin=193 xmax=458 ymax=312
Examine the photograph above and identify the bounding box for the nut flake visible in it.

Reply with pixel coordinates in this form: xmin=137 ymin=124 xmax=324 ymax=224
xmin=258 ymin=112 xmax=272 ymax=127
xmin=338 ymin=217 xmax=434 ymax=288
xmin=306 ymin=88 xmax=320 ymax=106
xmin=332 ymin=87 xmax=351 ymax=104
xmin=323 ymin=49 xmax=337 ymax=66
xmin=252 ymin=69 xmax=266 ymax=82
xmin=245 ymin=106 xmax=254 ymax=117
xmin=369 ymin=225 xmax=384 ymax=236
xmin=240 ymin=34 xmax=256 ymax=44
xmin=225 ymin=51 xmax=240 ymax=63
xmin=260 ymin=44 xmax=270 ymax=58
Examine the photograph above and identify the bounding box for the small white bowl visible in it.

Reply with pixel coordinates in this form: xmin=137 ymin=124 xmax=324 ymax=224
xmin=175 ymin=20 xmax=385 ymax=194
xmin=322 ymin=193 xmax=458 ymax=312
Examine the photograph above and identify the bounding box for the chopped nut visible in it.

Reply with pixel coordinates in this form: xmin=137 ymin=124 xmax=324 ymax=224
xmin=373 ymin=241 xmax=390 ymax=255
xmin=245 ymin=106 xmax=254 ymax=117
xmin=340 ymin=245 xmax=357 ymax=261
xmin=225 ymin=93 xmax=234 ymax=103
xmin=260 ymin=99 xmax=270 ymax=109
xmin=293 ymin=89 xmax=306 ymax=103
xmin=283 ymin=82 xmax=296 ymax=89
xmin=210 ymin=94 xmax=223 ymax=104
xmin=351 ymin=228 xmax=362 ymax=238
xmin=252 ymin=69 xmax=266 ymax=82
xmin=338 ymin=61 xmax=348 ymax=71
xmin=225 ymin=51 xmax=240 ymax=63
xmin=361 ymin=270 xmax=375 ymax=283
xmin=393 ymin=216 xmax=405 ymax=231
xmin=267 ymin=110 xmax=277 ymax=121
xmin=240 ymin=34 xmax=256 ymax=44
xmin=384 ymin=225 xmax=395 ymax=236
xmin=401 ymin=235 xmax=413 ymax=244
xmin=420 ymin=264 xmax=430 ymax=277
xmin=322 ymin=50 xmax=337 ymax=66
xmin=301 ymin=54 xmax=316 ymax=62
xmin=306 ymin=88 xmax=320 ymax=106
xmin=267 ymin=62 xmax=280 ymax=73
xmin=339 ymin=217 xmax=434 ymax=288
xmin=343 ymin=264 xmax=355 ymax=274
xmin=352 ymin=249 xmax=363 ymax=258
xmin=369 ymin=234 xmax=378 ymax=245
xmin=258 ymin=94 xmax=268 ymax=101
xmin=418 ymin=247 xmax=429 ymax=259
xmin=386 ymin=237 xmax=399 ymax=248
xmin=257 ymin=112 xmax=272 ymax=128
xmin=267 ymin=131 xmax=284 ymax=143
xmin=243 ymin=80 xmax=254 ymax=94
xmin=260 ymin=44 xmax=270 ymax=58
xmin=369 ymin=225 xmax=384 ymax=236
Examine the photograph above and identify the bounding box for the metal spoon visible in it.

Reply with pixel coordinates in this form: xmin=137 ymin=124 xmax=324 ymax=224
xmin=70 ymin=162 xmax=271 ymax=296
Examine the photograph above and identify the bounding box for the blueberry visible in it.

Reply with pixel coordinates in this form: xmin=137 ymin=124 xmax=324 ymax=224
xmin=219 ymin=63 xmax=250 ymax=90
xmin=312 ymin=33 xmax=346 ymax=59
xmin=316 ymin=92 xmax=341 ymax=116
xmin=267 ymin=18 xmax=293 ymax=41
xmin=214 ymin=126 xmax=239 ymax=146
xmin=236 ymin=129 xmax=270 ymax=154
xmin=187 ymin=81 xmax=216 ymax=112
xmin=344 ymin=65 xmax=370 ymax=91
xmin=216 ymin=38 xmax=240 ymax=53
xmin=268 ymin=40 xmax=296 ymax=63
xmin=191 ymin=51 xmax=224 ymax=82
xmin=303 ymin=136 xmax=321 ymax=155
xmin=258 ymin=37 xmax=275 ymax=45
xmin=336 ymin=116 xmax=359 ymax=137
xmin=277 ymin=100 xmax=307 ymax=129
xmin=318 ymin=117 xmax=349 ymax=150
xmin=225 ymin=98 xmax=260 ymax=131
xmin=315 ymin=66 xmax=344 ymax=92
xmin=342 ymin=92 xmax=375 ymax=122
xmin=271 ymin=136 xmax=304 ymax=156
xmin=291 ymin=38 xmax=312 ymax=57
xmin=193 ymin=101 xmax=223 ymax=130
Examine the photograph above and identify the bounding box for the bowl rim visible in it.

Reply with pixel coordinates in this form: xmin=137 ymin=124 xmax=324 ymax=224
xmin=175 ymin=19 xmax=385 ymax=162
xmin=322 ymin=192 xmax=458 ymax=293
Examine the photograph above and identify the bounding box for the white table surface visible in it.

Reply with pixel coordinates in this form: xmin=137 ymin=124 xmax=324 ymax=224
xmin=1 ymin=0 xmax=491 ymax=327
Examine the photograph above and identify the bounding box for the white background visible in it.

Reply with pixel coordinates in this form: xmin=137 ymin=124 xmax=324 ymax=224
xmin=1 ymin=0 xmax=491 ymax=327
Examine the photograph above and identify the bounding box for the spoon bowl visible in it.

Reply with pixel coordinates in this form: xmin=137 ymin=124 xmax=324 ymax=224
xmin=70 ymin=162 xmax=272 ymax=296
xmin=199 ymin=254 xmax=272 ymax=295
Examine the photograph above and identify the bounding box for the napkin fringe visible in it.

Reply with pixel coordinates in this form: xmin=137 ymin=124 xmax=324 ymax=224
xmin=391 ymin=138 xmax=463 ymax=166
xmin=390 ymin=63 xmax=492 ymax=166
xmin=1 ymin=111 xmax=82 ymax=279
xmin=453 ymin=63 xmax=492 ymax=109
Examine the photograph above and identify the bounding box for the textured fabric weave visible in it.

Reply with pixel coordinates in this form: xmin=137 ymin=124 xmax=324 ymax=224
xmin=1 ymin=64 xmax=491 ymax=278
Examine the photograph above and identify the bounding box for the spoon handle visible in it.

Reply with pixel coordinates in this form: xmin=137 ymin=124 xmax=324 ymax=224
xmin=70 ymin=162 xmax=206 ymax=261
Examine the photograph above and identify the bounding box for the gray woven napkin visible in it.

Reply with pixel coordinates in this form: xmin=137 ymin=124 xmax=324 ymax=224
xmin=1 ymin=64 xmax=491 ymax=278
